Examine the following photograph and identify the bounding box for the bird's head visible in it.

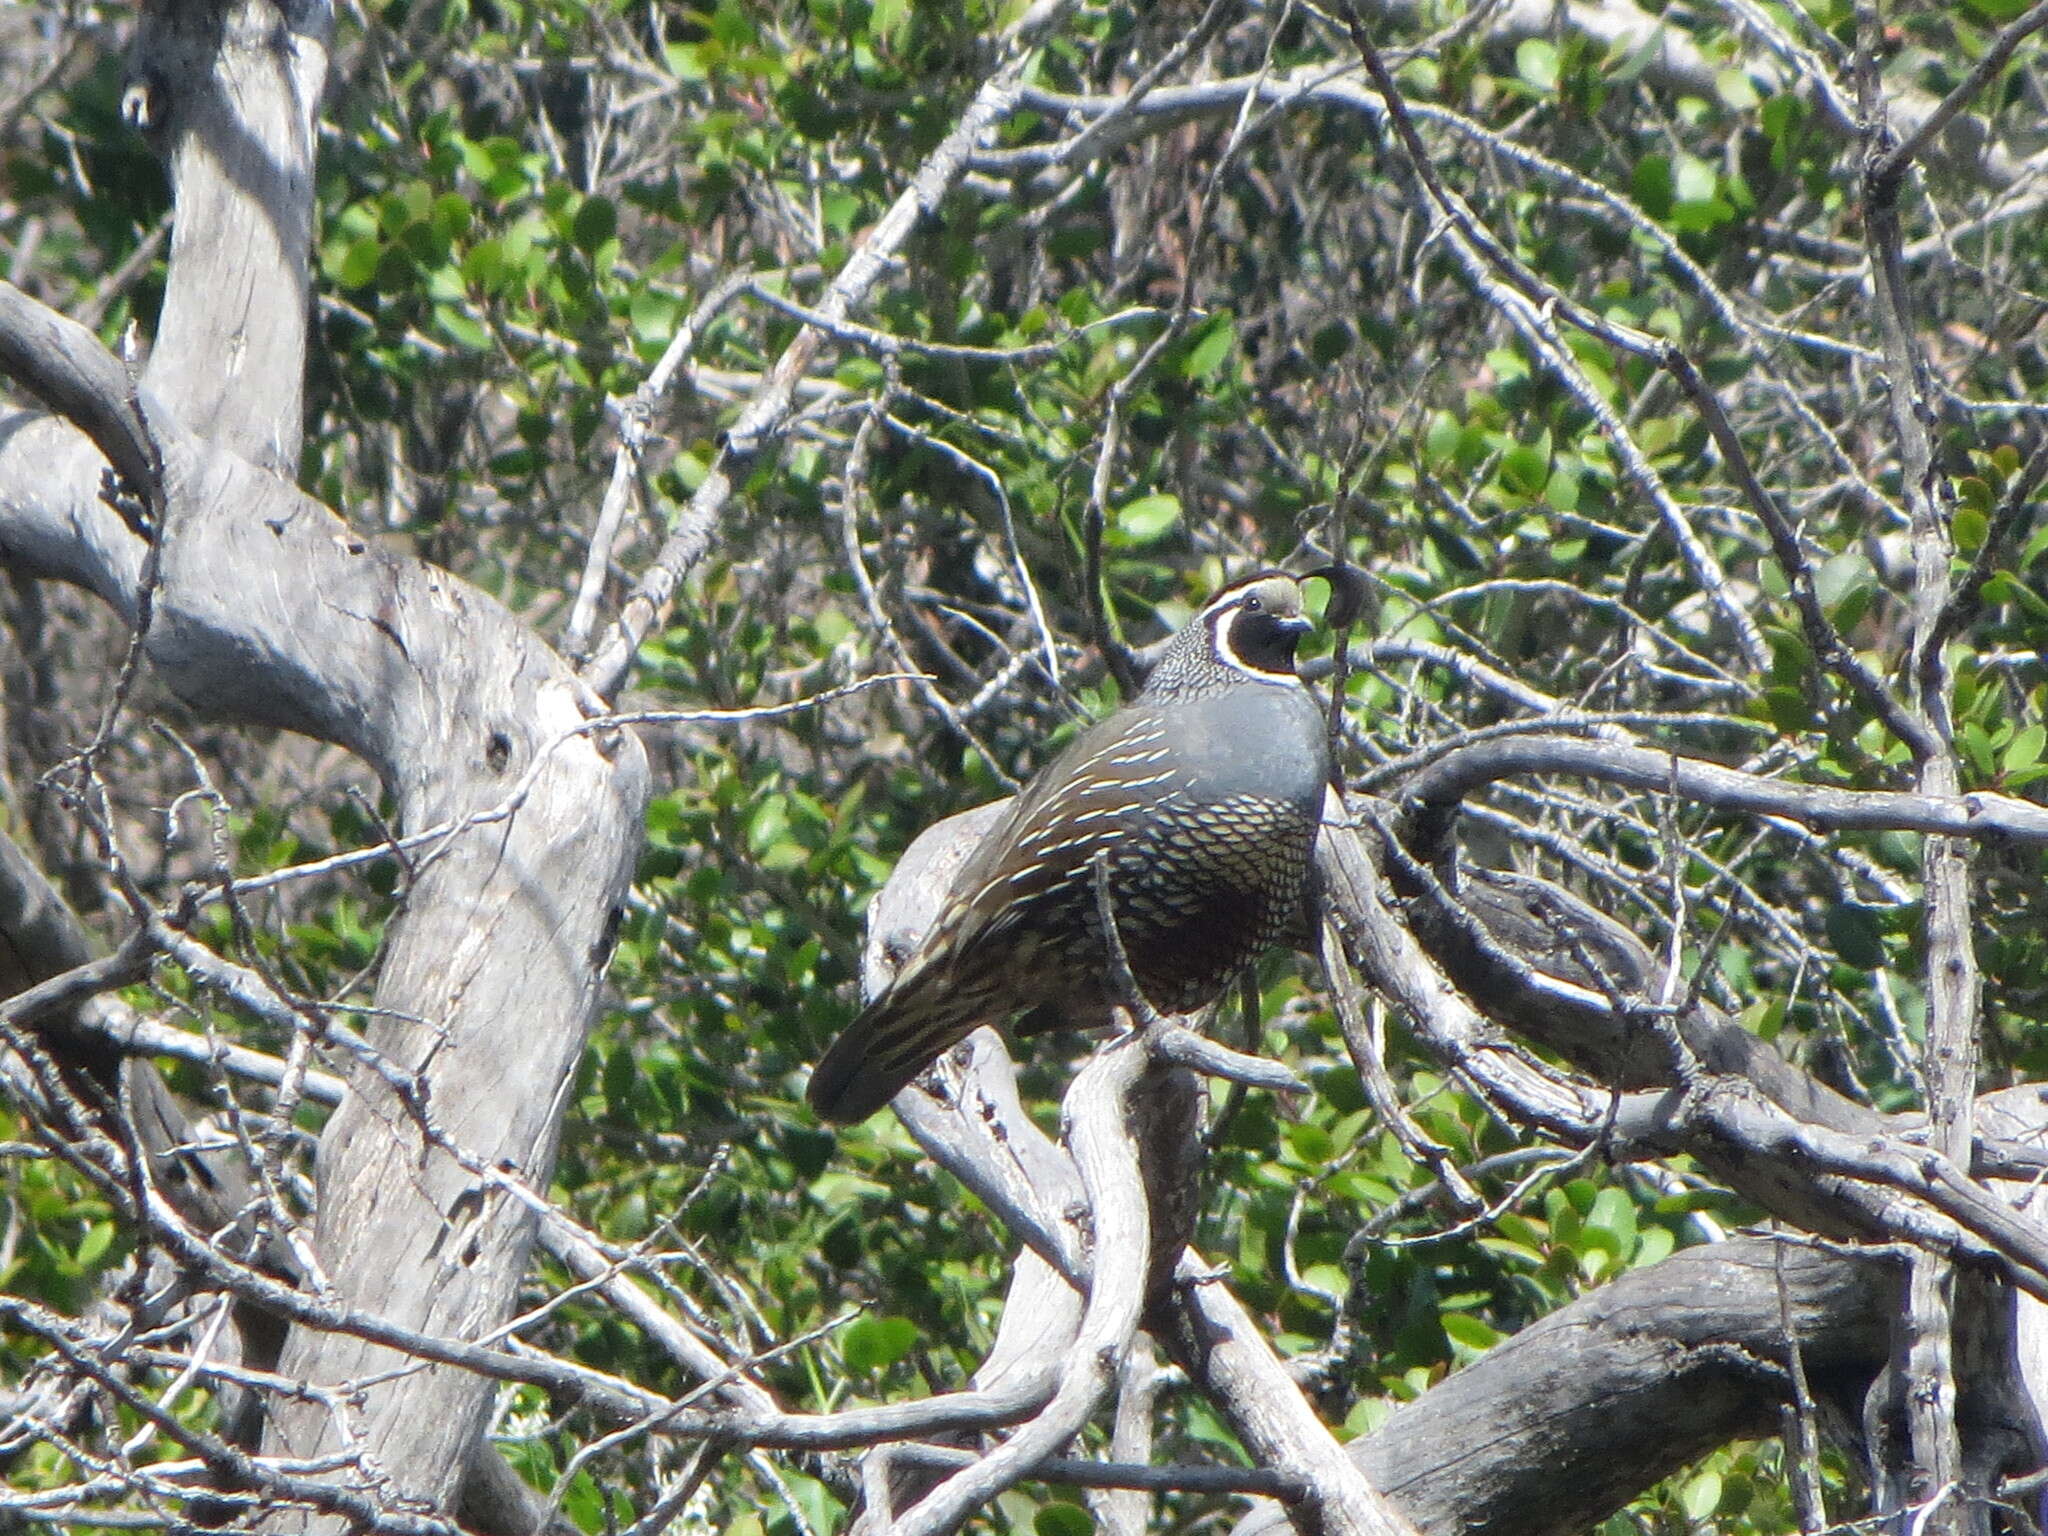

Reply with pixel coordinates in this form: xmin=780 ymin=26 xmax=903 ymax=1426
xmin=1204 ymin=570 xmax=1313 ymax=679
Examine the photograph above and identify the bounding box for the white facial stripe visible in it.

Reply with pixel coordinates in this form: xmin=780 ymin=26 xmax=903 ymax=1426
xmin=1207 ymin=604 xmax=1303 ymax=684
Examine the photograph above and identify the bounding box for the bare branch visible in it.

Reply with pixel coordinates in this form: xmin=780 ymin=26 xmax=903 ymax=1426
xmin=580 ymin=28 xmax=1065 ymax=700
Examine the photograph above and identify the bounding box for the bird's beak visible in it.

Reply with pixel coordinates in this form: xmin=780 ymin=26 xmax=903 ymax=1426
xmin=1277 ymin=614 xmax=1313 ymax=637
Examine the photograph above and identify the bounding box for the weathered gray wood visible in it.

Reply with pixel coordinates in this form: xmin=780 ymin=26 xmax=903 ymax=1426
xmin=0 ymin=2 xmax=650 ymax=1525
xmin=861 ymin=798 xmax=1014 ymax=1003
xmin=828 ymin=756 xmax=2048 ymax=1536
xmin=1322 ymin=803 xmax=1989 ymax=1253
xmin=1228 ymin=1236 xmax=1896 ymax=1536
xmin=1157 ymin=1251 xmax=1422 ymax=1536
xmin=130 ymin=0 xmax=330 ymax=474
xmin=853 ymin=799 xmax=1417 ymax=1536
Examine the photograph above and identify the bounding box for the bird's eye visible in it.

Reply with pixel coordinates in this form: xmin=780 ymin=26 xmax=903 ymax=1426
xmin=1245 ymin=595 xmax=1262 ymax=612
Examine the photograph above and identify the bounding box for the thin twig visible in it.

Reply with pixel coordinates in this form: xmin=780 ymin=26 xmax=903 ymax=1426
xmin=579 ymin=30 xmax=1058 ymax=700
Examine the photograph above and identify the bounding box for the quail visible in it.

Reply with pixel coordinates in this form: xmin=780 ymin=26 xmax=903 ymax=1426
xmin=807 ymin=570 xmax=1334 ymax=1124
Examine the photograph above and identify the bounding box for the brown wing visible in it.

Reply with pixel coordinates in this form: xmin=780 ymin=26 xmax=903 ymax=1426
xmin=805 ymin=709 xmax=1164 ymax=1122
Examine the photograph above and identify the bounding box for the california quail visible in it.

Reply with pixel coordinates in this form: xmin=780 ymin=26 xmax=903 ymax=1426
xmin=807 ymin=570 xmax=1333 ymax=1124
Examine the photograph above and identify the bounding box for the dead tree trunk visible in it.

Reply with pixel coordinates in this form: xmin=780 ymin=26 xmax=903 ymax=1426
xmin=0 ymin=0 xmax=648 ymax=1523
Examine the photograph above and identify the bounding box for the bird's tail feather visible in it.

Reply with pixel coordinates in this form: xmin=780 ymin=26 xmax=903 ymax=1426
xmin=806 ymin=977 xmax=984 ymax=1124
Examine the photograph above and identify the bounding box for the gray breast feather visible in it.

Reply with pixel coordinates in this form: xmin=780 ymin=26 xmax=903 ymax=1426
xmin=1165 ymin=684 xmax=1328 ymax=810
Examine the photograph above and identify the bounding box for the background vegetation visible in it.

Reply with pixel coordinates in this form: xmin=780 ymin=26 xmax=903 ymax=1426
xmin=5 ymin=0 xmax=2048 ymax=1532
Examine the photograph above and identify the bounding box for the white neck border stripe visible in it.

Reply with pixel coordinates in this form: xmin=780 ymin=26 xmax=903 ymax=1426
xmin=1206 ymin=604 xmax=1303 ymax=685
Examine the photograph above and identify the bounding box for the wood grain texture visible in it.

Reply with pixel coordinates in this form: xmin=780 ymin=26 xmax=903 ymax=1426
xmin=0 ymin=2 xmax=649 ymax=1524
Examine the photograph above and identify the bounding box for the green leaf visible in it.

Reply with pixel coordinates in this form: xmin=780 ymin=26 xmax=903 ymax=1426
xmin=331 ymin=235 xmax=382 ymax=290
xmin=666 ymin=41 xmax=710 ymax=80
xmin=746 ymin=795 xmax=791 ymax=856
xmin=430 ymin=192 xmax=472 ymax=242
xmin=1310 ymin=321 xmax=1352 ymax=365
xmin=709 ymin=1 xmax=757 ymax=48
xmin=629 ymin=289 xmax=680 ymax=345
xmin=779 ymin=1472 xmax=840 ymax=1536
xmin=1670 ymin=196 xmax=1734 ymax=234
xmin=1441 ymin=1312 xmax=1503 ymax=1351
xmin=841 ymin=1315 xmax=919 ymax=1373
xmin=1587 ymin=1187 xmax=1637 ymax=1251
xmin=1302 ymin=1261 xmax=1348 ymax=1296
xmin=1986 ymin=571 xmax=2048 ymax=621
xmin=1963 ymin=720 xmax=1998 ymax=779
xmin=1632 ymin=154 xmax=1674 ymax=217
xmin=1681 ymin=1470 xmax=1723 ymax=1520
xmin=1424 ymin=412 xmax=1464 ymax=468
xmin=870 ymin=0 xmax=910 ymax=40
xmin=1761 ymin=93 xmax=1798 ymax=143
xmin=1826 ymin=903 xmax=1886 ymax=970
xmin=1284 ymin=1121 xmax=1334 ymax=1164
xmin=2006 ymin=723 xmax=2046 ymax=774
xmin=1715 ymin=70 xmax=1760 ymax=111
xmin=1634 ymin=1226 xmax=1676 ymax=1268
xmin=1476 ymin=1236 xmax=1545 ymax=1268
xmin=835 ymin=356 xmax=886 ymax=390
xmin=820 ymin=187 xmax=860 ymax=235
xmin=1748 ymin=996 xmax=1787 ymax=1041
xmin=1035 ymin=1504 xmax=1093 ymax=1536
xmin=561 ymin=1468 xmax=607 ymax=1530
xmin=1761 ymin=626 xmax=1810 ymax=688
xmin=1499 ymin=441 xmax=1550 ymax=498
xmin=1516 ymin=38 xmax=1560 ymax=93
xmin=1114 ymin=493 xmax=1181 ymax=546
xmin=1816 ymin=552 xmax=1876 ymax=632
xmin=571 ymin=196 xmax=616 ymax=253
xmin=74 ymin=1221 xmax=116 ymax=1269
xmin=1180 ymin=311 xmax=1236 ymax=380
xmin=434 ymin=307 xmax=491 ymax=351
xmin=461 ymin=237 xmax=507 ymax=292
xmin=1674 ymin=156 xmax=1717 ymax=204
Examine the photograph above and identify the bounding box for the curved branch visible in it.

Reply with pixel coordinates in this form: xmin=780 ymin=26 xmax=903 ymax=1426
xmin=1317 ymin=796 xmax=2048 ymax=1291
xmin=1396 ymin=736 xmax=2048 ymax=853
xmin=1233 ymin=1235 xmax=1899 ymax=1536
xmin=892 ymin=1035 xmax=1155 ymax=1536
xmin=0 ymin=283 xmax=157 ymax=508
xmin=0 ymin=154 xmax=647 ymax=1536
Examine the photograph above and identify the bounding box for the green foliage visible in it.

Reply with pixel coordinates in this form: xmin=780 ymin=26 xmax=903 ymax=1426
xmin=0 ymin=1110 xmax=124 ymax=1314
xmin=11 ymin=0 xmax=2048 ymax=1528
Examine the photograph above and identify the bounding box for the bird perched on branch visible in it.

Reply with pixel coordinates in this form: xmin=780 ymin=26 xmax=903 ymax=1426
xmin=807 ymin=569 xmax=1346 ymax=1124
